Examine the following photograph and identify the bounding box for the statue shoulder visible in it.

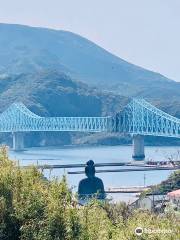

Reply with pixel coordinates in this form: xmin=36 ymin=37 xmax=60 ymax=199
xmin=94 ymin=176 xmax=104 ymax=184
xmin=78 ymin=178 xmax=88 ymax=185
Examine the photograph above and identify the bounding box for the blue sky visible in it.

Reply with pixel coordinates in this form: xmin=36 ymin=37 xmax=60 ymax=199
xmin=0 ymin=0 xmax=180 ymax=81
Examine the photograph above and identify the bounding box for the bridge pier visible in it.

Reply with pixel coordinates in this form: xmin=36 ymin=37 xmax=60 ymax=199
xmin=12 ymin=132 xmax=24 ymax=151
xmin=132 ymin=135 xmax=145 ymax=160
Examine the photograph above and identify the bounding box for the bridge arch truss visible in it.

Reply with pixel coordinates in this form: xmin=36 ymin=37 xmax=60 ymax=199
xmin=116 ymin=99 xmax=180 ymax=138
xmin=0 ymin=99 xmax=179 ymax=139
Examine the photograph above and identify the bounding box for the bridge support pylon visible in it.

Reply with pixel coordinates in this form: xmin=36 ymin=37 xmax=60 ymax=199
xmin=132 ymin=134 xmax=145 ymax=160
xmin=12 ymin=132 xmax=24 ymax=151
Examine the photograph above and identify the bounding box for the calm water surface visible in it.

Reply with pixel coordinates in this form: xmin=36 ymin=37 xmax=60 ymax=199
xmin=9 ymin=145 xmax=180 ymax=202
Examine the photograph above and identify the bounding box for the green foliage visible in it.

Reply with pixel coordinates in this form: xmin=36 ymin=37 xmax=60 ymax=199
xmin=0 ymin=147 xmax=179 ymax=240
xmin=148 ymin=170 xmax=180 ymax=195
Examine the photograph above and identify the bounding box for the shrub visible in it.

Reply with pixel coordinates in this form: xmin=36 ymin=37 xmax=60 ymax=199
xmin=0 ymin=147 xmax=179 ymax=240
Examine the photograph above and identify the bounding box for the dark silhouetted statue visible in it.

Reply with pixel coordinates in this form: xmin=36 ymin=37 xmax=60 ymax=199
xmin=78 ymin=160 xmax=105 ymax=203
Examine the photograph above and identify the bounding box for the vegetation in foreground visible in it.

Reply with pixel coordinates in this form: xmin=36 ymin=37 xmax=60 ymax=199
xmin=0 ymin=147 xmax=179 ymax=240
xmin=144 ymin=170 xmax=180 ymax=195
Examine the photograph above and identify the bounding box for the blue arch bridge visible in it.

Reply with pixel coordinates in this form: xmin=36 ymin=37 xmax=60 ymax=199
xmin=0 ymin=98 xmax=179 ymax=159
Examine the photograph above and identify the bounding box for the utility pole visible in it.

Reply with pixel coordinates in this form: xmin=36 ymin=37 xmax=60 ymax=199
xmin=144 ymin=174 xmax=146 ymax=187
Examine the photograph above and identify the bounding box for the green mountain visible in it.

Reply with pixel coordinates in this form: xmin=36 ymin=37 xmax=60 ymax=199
xmin=0 ymin=70 xmax=128 ymax=116
xmin=0 ymin=23 xmax=168 ymax=87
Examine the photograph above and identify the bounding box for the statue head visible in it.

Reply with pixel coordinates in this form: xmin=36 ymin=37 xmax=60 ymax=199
xmin=85 ymin=160 xmax=95 ymax=178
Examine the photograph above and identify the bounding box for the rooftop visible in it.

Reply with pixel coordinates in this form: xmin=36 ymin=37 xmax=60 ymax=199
xmin=167 ymin=189 xmax=180 ymax=197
